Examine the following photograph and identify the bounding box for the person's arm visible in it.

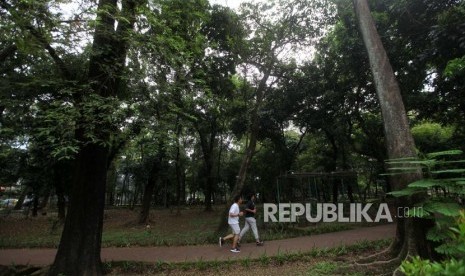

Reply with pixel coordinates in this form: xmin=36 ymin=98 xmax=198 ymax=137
xmin=244 ymin=201 xmax=256 ymax=214
xmin=244 ymin=207 xmax=256 ymax=214
xmin=229 ymin=205 xmax=243 ymax=217
xmin=229 ymin=212 xmax=243 ymax=217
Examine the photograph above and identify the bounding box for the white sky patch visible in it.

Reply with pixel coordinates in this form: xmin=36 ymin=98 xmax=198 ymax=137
xmin=210 ymin=0 xmax=246 ymax=10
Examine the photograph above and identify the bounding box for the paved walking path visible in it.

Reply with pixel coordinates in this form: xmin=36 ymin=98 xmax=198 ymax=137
xmin=0 ymin=224 xmax=395 ymax=266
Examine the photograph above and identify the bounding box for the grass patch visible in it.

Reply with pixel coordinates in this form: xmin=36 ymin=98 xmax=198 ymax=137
xmin=306 ymin=261 xmax=338 ymax=275
xmin=104 ymin=239 xmax=393 ymax=275
xmin=0 ymin=206 xmax=390 ymax=249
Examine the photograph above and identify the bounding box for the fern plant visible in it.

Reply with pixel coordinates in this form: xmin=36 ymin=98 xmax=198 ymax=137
xmin=400 ymin=211 xmax=465 ymax=275
xmin=386 ymin=150 xmax=465 ymax=257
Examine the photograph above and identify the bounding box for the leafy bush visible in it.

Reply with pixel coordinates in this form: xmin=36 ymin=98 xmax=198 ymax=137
xmin=400 ymin=211 xmax=465 ymax=275
xmin=388 ymin=150 xmax=465 ymax=275
xmin=387 ymin=150 xmax=465 ymax=222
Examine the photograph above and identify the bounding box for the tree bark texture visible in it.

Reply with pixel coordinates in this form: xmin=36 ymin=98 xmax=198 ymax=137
xmin=49 ymin=144 xmax=108 ymax=276
xmin=353 ymin=0 xmax=432 ymax=261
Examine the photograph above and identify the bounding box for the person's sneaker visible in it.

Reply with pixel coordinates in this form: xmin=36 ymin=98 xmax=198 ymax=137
xmin=230 ymin=248 xmax=240 ymax=253
xmin=256 ymin=241 xmax=264 ymax=246
xmin=219 ymin=237 xmax=224 ymax=247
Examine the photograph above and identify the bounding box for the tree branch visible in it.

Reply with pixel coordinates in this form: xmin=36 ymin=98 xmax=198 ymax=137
xmin=0 ymin=0 xmax=72 ymax=80
xmin=25 ymin=26 xmax=73 ymax=80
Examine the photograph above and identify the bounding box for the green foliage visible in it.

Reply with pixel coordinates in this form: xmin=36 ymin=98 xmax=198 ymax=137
xmin=389 ymin=151 xmax=465 ymax=273
xmin=444 ymin=56 xmax=465 ymax=78
xmin=434 ymin=210 xmax=465 ymax=259
xmin=401 ymin=211 xmax=465 ymax=275
xmin=306 ymin=261 xmax=338 ymax=275
xmin=411 ymin=122 xmax=455 ymax=153
xmin=387 ymin=150 xmax=465 ymax=213
xmin=401 ymin=256 xmax=465 ymax=276
xmin=387 ymin=150 xmax=465 ymax=224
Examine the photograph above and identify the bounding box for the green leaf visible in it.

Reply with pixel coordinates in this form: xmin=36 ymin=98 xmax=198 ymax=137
xmin=388 ymin=187 xmax=424 ymax=197
xmin=385 ymin=157 xmax=417 ymax=162
xmin=432 ymin=169 xmax=465 ymax=174
xmin=426 ymin=150 xmax=463 ymax=159
xmin=444 ymin=56 xmax=465 ymax=78
xmin=408 ymin=179 xmax=439 ymax=188
xmin=406 ymin=207 xmax=430 ymax=218
xmin=424 ymin=202 xmax=463 ymax=217
xmin=387 ymin=166 xmax=423 ymax=171
xmin=427 ymin=227 xmax=450 ymax=242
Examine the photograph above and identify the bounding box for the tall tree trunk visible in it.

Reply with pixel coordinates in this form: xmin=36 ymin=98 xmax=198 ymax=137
xmin=230 ymin=70 xmax=271 ymax=198
xmin=200 ymin=154 xmax=215 ymax=211
xmin=50 ymin=144 xmax=108 ymax=275
xmin=56 ymin=188 xmax=66 ymax=222
xmin=353 ymin=0 xmax=433 ymax=265
xmin=39 ymin=190 xmax=51 ymax=215
xmin=217 ymin=70 xmax=271 ymax=232
xmin=174 ymin=123 xmax=184 ymax=214
xmin=139 ymin=152 xmax=163 ymax=224
xmin=324 ymin=129 xmax=339 ymax=203
xmin=50 ymin=0 xmax=138 ymax=275
xmin=13 ymin=186 xmax=29 ymax=210
xmin=139 ymin=175 xmax=157 ymax=224
xmin=196 ymin=122 xmax=217 ymax=212
xmin=106 ymin=161 xmax=118 ymax=206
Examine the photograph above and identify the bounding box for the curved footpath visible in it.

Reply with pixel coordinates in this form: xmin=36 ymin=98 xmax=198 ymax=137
xmin=0 ymin=224 xmax=395 ymax=266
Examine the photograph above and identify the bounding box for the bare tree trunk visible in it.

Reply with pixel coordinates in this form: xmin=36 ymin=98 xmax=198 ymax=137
xmin=139 ymin=156 xmax=162 ymax=224
xmin=14 ymin=186 xmax=29 ymax=210
xmin=139 ymin=177 xmax=156 ymax=224
xmin=196 ymin=123 xmax=217 ymax=212
xmin=353 ymin=0 xmax=433 ymax=264
xmin=39 ymin=190 xmax=51 ymax=215
xmin=56 ymin=189 xmax=66 ymax=222
xmin=216 ymin=71 xmax=271 ymax=232
xmin=230 ymin=70 xmax=271 ymax=198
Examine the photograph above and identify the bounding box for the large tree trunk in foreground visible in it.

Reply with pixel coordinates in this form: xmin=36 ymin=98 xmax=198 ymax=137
xmin=49 ymin=0 xmax=138 ymax=275
xmin=353 ymin=0 xmax=434 ymax=267
xmin=49 ymin=145 xmax=109 ymax=275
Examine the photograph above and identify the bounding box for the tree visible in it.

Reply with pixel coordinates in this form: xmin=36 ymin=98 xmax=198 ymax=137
xmin=49 ymin=0 xmax=141 ymax=274
xmin=353 ymin=0 xmax=435 ymax=271
xmin=230 ymin=0 xmax=336 ymax=200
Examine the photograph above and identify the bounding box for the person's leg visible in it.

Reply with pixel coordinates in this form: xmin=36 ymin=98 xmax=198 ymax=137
xmin=239 ymin=218 xmax=251 ymax=242
xmin=232 ymin=234 xmax=239 ymax=248
xmin=220 ymin=226 xmax=235 ymax=247
xmin=249 ymin=217 xmax=259 ymax=241
xmin=230 ymin=224 xmax=241 ymax=252
xmin=223 ymin=233 xmax=234 ymax=241
xmin=249 ymin=217 xmax=263 ymax=245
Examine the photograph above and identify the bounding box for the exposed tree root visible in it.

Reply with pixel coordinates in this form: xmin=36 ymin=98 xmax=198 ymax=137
xmin=354 ymin=256 xmax=402 ymax=267
xmin=336 ymin=257 xmax=402 ymax=276
xmin=354 ymin=247 xmax=394 ymax=264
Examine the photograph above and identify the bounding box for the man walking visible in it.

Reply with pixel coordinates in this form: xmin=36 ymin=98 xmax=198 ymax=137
xmin=219 ymin=195 xmax=243 ymax=253
xmin=239 ymin=193 xmax=264 ymax=246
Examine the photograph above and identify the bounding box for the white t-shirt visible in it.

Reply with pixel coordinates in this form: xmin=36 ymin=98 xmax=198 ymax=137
xmin=228 ymin=202 xmax=240 ymax=225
